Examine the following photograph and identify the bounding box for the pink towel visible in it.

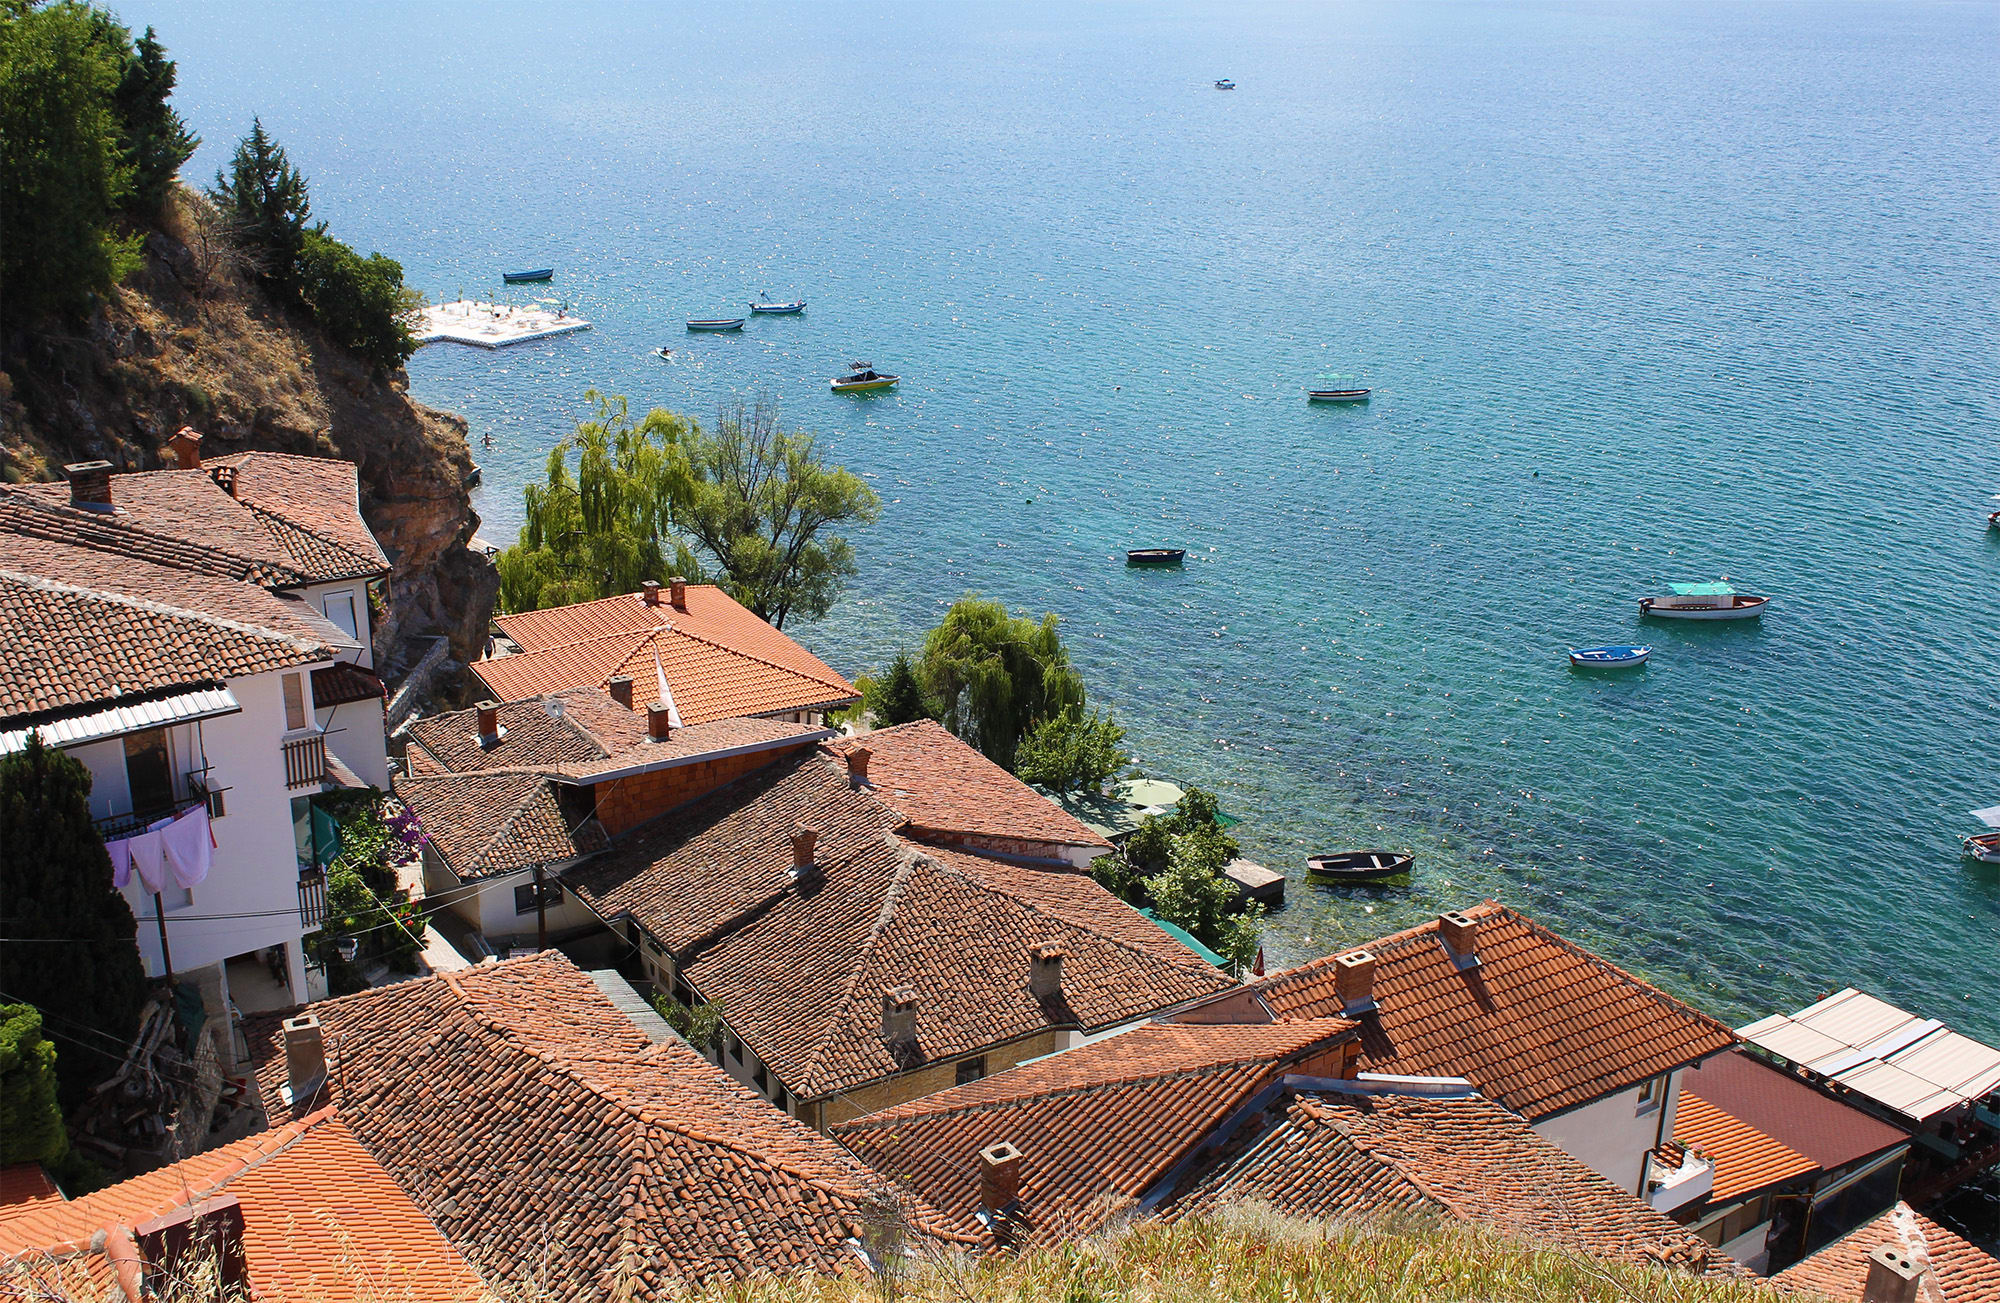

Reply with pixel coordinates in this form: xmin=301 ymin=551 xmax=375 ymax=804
xmin=160 ymin=806 xmax=213 ymax=889
xmin=107 ymin=838 xmax=134 ymax=889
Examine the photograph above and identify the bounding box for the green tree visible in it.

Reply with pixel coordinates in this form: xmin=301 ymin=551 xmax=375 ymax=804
xmin=209 ymin=117 xmax=310 ymax=292
xmin=0 ymin=737 xmax=147 ymax=1106
xmin=1124 ymin=786 xmax=1238 ymax=876
xmin=0 ymin=0 xmax=140 ymax=327
xmin=296 ymin=227 xmax=419 ymax=372
xmin=862 ymin=653 xmax=937 ymax=727
xmin=917 ymin=596 xmax=1086 ymax=771
xmin=110 ymin=24 xmax=195 ymax=217
xmin=1144 ymin=828 xmax=1262 ymax=977
xmin=1016 ymin=706 xmax=1130 ymax=793
xmin=648 ymin=991 xmax=725 ymax=1053
xmin=0 ymin=1004 xmax=67 ymax=1167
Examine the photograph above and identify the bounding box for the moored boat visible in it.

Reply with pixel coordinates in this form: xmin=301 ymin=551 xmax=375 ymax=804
xmin=1215 ymin=78 xmax=1236 ymax=90
xmin=1638 ymin=581 xmax=1768 ymax=620
xmin=687 ymin=318 xmax=746 ymax=331
xmin=1306 ymin=850 xmax=1414 ymax=883
xmin=750 ymin=298 xmax=806 ymax=314
xmin=1967 ymin=807 xmax=2000 ymax=863
xmin=831 ymin=362 xmax=898 ymax=392
xmin=1126 ymin=548 xmax=1186 ymax=566
xmin=1307 ymin=388 xmax=1371 ymax=402
xmin=1988 ymin=495 xmax=2000 ymax=529
xmin=1568 ymin=644 xmax=1651 ymax=668
xmin=503 ymin=268 xmax=554 ymax=283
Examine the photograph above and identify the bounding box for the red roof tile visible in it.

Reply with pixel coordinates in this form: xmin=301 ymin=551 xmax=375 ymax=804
xmin=1672 ymin=1092 xmax=1818 ymax=1202
xmin=311 ymin=662 xmax=384 ymax=707
xmin=0 ymin=1109 xmax=484 ymax=1302
xmin=1773 ymin=1202 xmax=2000 ymax=1302
xmin=1681 ymin=1050 xmax=1908 ymax=1175
xmin=0 ymin=1164 xmax=60 ymax=1217
xmin=392 ymin=770 xmax=605 ymax=879
xmin=243 ymin=954 xmax=964 ymax=1300
xmin=831 ymin=722 xmax=1112 ymax=850
xmin=1247 ymin=903 xmax=1737 ymax=1119
xmin=209 ymin=451 xmax=389 ymax=578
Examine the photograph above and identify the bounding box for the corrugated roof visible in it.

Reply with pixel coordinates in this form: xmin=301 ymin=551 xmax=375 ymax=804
xmin=1740 ymin=989 xmax=2000 ymax=1123
xmin=0 ymin=685 xmax=240 ymax=754
xmin=1671 ymin=1092 xmax=1818 ymax=1203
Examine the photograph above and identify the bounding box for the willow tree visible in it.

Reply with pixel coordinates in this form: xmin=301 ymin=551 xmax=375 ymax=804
xmin=918 ymin=596 xmax=1086 ymax=771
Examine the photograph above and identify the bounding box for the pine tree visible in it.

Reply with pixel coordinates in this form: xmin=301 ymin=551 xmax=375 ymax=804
xmin=866 ymin=653 xmax=936 ymax=727
xmin=210 ymin=117 xmax=310 ymax=292
xmin=0 ymin=738 xmax=148 ymax=1107
xmin=114 ymin=26 xmax=196 ymax=217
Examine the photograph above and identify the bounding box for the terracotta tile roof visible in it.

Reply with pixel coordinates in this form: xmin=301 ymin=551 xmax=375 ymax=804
xmin=1773 ymin=1202 xmax=2000 ymax=1302
xmin=8 ymin=472 xmax=296 ymax=575
xmin=1249 ymin=902 xmax=1737 ymax=1119
xmin=393 ymin=770 xmax=605 ymax=879
xmin=830 ymin=722 xmax=1113 ymax=850
xmin=834 ymin=1021 xmax=1353 ymax=1239
xmin=477 ymin=587 xmax=857 ymax=721
xmin=0 ymin=1164 xmax=60 ymax=1218
xmin=243 ymin=954 xmax=965 ymax=1299
xmin=1681 ymin=1049 xmax=1908 ymax=1174
xmin=0 ymin=488 xmax=294 ymax=585
xmin=1172 ymin=1089 xmax=1739 ymax=1277
xmin=566 ymin=748 xmax=1234 ymax=1100
xmin=209 ymin=451 xmax=389 ymax=578
xmin=311 ymin=661 xmax=385 ymax=707
xmin=1671 ymin=1092 xmax=1818 ymax=1202
xmin=0 ymin=1108 xmax=484 ymax=1302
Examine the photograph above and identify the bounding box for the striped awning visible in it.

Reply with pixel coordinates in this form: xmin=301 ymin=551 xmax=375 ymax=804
xmin=0 ymin=686 xmax=241 ymax=755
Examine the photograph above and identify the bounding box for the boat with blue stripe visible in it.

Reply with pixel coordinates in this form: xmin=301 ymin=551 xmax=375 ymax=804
xmin=1568 ymin=645 xmax=1652 ymax=668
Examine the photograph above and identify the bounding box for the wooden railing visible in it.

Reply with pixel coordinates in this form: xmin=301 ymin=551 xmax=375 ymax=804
xmin=282 ymin=733 xmax=326 ymax=789
xmin=298 ymin=865 xmax=328 ymax=932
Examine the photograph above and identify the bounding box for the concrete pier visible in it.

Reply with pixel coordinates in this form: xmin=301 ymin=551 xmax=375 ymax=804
xmin=1223 ymin=858 xmax=1286 ymax=908
xmin=414 ymin=299 xmax=591 ymax=349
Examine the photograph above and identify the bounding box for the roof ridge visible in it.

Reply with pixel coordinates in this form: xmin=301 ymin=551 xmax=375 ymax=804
xmin=0 ymin=486 xmax=304 ymax=585
xmin=794 ymin=827 xmax=925 ymax=1091
xmin=500 ymin=627 xmax=659 ymax=660
xmin=648 ymin=625 xmax=853 ymax=695
xmin=0 ymin=567 xmax=331 ymax=658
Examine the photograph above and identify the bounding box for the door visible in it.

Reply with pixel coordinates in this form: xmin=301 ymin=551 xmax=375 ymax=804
xmin=124 ymin=729 xmax=175 ymax=816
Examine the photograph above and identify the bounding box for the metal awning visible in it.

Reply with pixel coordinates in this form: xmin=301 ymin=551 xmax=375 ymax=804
xmin=1972 ymin=806 xmax=2000 ymax=829
xmin=0 ymin=687 xmax=241 ymax=755
xmin=1739 ymin=988 xmax=2000 ymax=1123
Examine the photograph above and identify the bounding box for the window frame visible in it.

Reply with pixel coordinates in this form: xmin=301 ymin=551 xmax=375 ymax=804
xmin=281 ymin=672 xmax=308 ymax=731
xmin=955 ymin=1055 xmax=988 ymax=1087
xmin=512 ymin=877 xmax=562 ymax=916
xmin=322 ymin=590 xmax=361 ymax=641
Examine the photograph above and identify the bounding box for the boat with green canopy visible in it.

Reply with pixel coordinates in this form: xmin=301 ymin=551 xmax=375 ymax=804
xmin=1639 ymin=581 xmax=1769 ymax=621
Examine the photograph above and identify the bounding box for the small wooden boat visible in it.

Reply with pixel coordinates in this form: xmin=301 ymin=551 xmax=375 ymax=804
xmin=1214 ymin=78 xmax=1236 ymax=90
xmin=750 ymin=298 xmax=806 ymax=314
xmin=1306 ymin=851 xmax=1413 ymax=883
xmin=1568 ymin=644 xmax=1651 ymax=668
xmin=831 ymin=362 xmax=898 ymax=392
xmin=503 ymin=268 xmax=554 ymax=283
xmin=1964 ymin=833 xmax=2000 ymax=864
xmin=1639 ymin=582 xmax=1768 ymax=621
xmin=1126 ymin=548 xmax=1186 ymax=566
xmin=1307 ymin=388 xmax=1371 ymax=402
xmin=687 ymin=318 xmax=746 ymax=331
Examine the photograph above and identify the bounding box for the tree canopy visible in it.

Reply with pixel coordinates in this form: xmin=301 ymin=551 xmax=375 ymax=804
xmin=111 ymin=23 xmax=196 ymax=217
xmin=210 ymin=116 xmax=309 ymax=292
xmin=0 ymin=737 xmax=147 ymax=1107
xmin=0 ymin=1004 xmax=67 ymax=1167
xmin=916 ymin=596 xmax=1087 ymax=772
xmin=860 ymin=653 xmax=937 ymax=728
xmin=1015 ymin=707 xmax=1130 ymax=793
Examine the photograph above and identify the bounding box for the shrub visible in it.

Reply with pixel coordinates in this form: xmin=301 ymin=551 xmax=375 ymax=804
xmin=296 ymin=227 xmax=419 ymax=372
xmin=0 ymin=1005 xmax=67 ymax=1167
xmin=1015 ymin=706 xmax=1130 ymax=793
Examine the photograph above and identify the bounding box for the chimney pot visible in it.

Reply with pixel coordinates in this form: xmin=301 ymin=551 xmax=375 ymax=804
xmin=642 ymin=580 xmax=662 ymax=606
xmin=882 ymin=984 xmax=920 ymax=1047
xmin=846 ymin=746 xmax=872 ymax=787
xmin=167 ymin=426 xmax=203 ymax=470
xmin=1862 ymin=1243 xmax=1923 ymax=1303
xmin=282 ymin=1013 xmax=326 ymax=1104
xmin=210 ymin=464 xmax=239 ymax=498
xmin=134 ymin=1195 xmax=249 ymax=1298
xmin=791 ymin=823 xmax=819 ymax=881
xmin=1335 ymin=949 xmax=1378 ymax=1012
xmin=647 ymin=702 xmax=673 ymax=742
xmin=979 ymin=1141 xmax=1023 ymax=1214
xmin=606 ymin=676 xmax=634 ymax=708
xmin=1438 ymin=911 xmax=1480 ymax=966
xmin=63 ymin=461 xmax=114 ymax=511
xmin=475 ymin=700 xmax=502 ymax=748
xmin=669 ymin=576 xmax=688 ymax=610
xmin=1028 ymin=941 xmax=1067 ymax=1000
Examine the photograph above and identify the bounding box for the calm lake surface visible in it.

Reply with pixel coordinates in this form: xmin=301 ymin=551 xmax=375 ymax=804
xmin=134 ymin=2 xmax=1999 ymax=1040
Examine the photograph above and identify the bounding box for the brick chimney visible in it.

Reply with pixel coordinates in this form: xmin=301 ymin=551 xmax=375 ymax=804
xmin=979 ymin=1141 xmax=1023 ymax=1214
xmin=606 ymin=676 xmax=634 ymax=708
xmin=133 ymin=1195 xmax=249 ymax=1299
xmin=1335 ymin=949 xmax=1378 ymax=1013
xmin=1438 ymin=911 xmax=1480 ymax=967
xmin=166 ymin=426 xmax=203 ymax=470
xmin=846 ymin=745 xmax=872 ymax=788
xmin=1028 ymin=941 xmax=1067 ymax=1000
xmin=647 ymin=702 xmax=673 ymax=742
xmin=641 ymin=580 xmax=662 ymax=606
xmin=64 ymin=461 xmax=114 ymax=511
xmin=475 ymin=701 xmax=503 ymax=749
xmin=282 ymin=1013 xmax=325 ymax=1104
xmin=210 ymin=464 xmax=239 ymax=498
xmin=882 ymin=985 xmax=920 ymax=1049
xmin=790 ymin=823 xmax=819 ymax=884
xmin=669 ymin=575 xmax=688 ymax=610
xmin=1862 ymin=1243 xmax=1922 ymax=1303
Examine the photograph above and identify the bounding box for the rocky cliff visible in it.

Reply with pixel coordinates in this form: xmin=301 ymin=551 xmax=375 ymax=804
xmin=0 ymin=195 xmax=498 ymax=668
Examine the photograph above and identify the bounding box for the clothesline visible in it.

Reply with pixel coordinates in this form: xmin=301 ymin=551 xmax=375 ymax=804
xmin=106 ymin=804 xmax=215 ymax=895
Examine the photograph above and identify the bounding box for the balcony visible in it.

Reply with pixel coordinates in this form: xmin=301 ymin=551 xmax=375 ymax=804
xmin=298 ymin=865 xmax=328 ymax=932
xmin=282 ymin=732 xmax=327 ymax=790
xmin=94 ymin=792 xmax=209 ymax=842
xmin=1645 ymin=1144 xmax=1715 ymax=1213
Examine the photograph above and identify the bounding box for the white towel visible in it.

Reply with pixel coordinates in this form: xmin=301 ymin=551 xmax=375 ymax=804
xmin=160 ymin=806 xmax=213 ymax=889
xmin=124 ymin=828 xmax=169 ymax=893
xmin=107 ymin=837 xmax=134 ymax=889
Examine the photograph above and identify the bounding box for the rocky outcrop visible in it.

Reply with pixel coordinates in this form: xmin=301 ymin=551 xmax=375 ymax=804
xmin=0 ymin=202 xmax=498 ymax=665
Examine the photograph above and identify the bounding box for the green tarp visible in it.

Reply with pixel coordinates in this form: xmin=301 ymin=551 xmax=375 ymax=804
xmin=1140 ymin=909 xmax=1227 ymax=967
xmin=310 ymin=803 xmax=342 ymax=866
xmin=1668 ymin=582 xmax=1736 ymax=597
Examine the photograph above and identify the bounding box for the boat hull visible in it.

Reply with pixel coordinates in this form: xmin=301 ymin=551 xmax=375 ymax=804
xmin=1306 ymin=851 xmax=1413 ymax=883
xmin=1569 ymin=645 xmax=1651 ymax=668
xmin=1307 ymin=389 xmax=1371 ymax=402
xmin=750 ymin=302 xmax=805 ymax=314
xmin=1965 ymin=833 xmax=2000 ymax=864
xmin=830 ymin=376 xmax=898 ymax=392
xmin=1127 ymin=549 xmax=1186 ymax=566
xmin=1638 ymin=595 xmax=1768 ymax=620
xmin=503 ymin=269 xmax=554 ymax=283
xmin=687 ymin=319 xmax=746 ymax=331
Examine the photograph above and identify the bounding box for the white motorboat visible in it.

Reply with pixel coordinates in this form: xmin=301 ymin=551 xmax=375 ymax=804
xmin=1967 ymin=808 xmax=2000 ymax=863
xmin=1638 ymin=581 xmax=1768 ymax=621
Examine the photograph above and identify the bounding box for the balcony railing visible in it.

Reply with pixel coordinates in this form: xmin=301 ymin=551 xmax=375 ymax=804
xmin=94 ymin=792 xmax=209 ymax=842
xmin=1645 ymin=1145 xmax=1715 ymax=1213
xmin=298 ymin=865 xmax=328 ymax=932
xmin=282 ymin=733 xmax=327 ymax=790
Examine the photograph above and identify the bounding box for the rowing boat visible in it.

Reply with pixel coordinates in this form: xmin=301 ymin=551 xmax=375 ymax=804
xmin=1568 ymin=645 xmax=1651 ymax=668
xmin=687 ymin=318 xmax=746 ymax=331
xmin=1126 ymin=549 xmax=1186 ymax=566
xmin=1307 ymin=388 xmax=1371 ymax=402
xmin=1306 ymin=851 xmax=1413 ymax=883
xmin=503 ymin=268 xmax=553 ymax=283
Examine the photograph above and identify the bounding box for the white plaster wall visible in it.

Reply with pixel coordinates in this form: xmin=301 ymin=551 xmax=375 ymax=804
xmin=68 ymin=735 xmax=135 ymax=822
xmin=1531 ymin=1073 xmax=1677 ymax=1196
xmin=472 ymin=867 xmax=601 ymax=941
xmin=318 ymin=697 xmax=390 ymax=790
xmin=300 ymin=581 xmax=372 ymax=667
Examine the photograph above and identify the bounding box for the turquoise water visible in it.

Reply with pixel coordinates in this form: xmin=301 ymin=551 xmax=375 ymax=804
xmin=136 ymin=1 xmax=2000 ymax=1038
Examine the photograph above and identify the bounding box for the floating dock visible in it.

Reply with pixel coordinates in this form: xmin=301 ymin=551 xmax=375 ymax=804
xmin=1223 ymin=858 xmax=1286 ymax=908
xmin=413 ymin=300 xmax=591 ymax=349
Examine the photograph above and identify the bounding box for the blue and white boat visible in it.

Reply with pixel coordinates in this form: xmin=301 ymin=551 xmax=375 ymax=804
xmin=686 ymin=318 xmax=746 ymax=331
xmin=1214 ymin=78 xmax=1236 ymax=90
xmin=1568 ymin=645 xmax=1652 ymax=668
xmin=750 ymin=296 xmax=806 ymax=314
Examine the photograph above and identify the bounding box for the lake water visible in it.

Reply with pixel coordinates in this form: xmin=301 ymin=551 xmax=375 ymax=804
xmin=135 ymin=1 xmax=1999 ymax=1043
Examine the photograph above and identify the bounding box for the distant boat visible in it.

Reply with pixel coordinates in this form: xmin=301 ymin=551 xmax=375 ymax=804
xmin=1126 ymin=548 xmax=1186 ymax=566
xmin=687 ymin=318 xmax=746 ymax=331
xmin=831 ymin=362 xmax=898 ymax=392
xmin=750 ymin=298 xmax=806 ymax=314
xmin=1967 ymin=807 xmax=2000 ymax=863
xmin=1215 ymin=78 xmax=1236 ymax=90
xmin=503 ymin=268 xmax=554 ymax=283
xmin=1306 ymin=851 xmax=1413 ymax=883
xmin=1568 ymin=645 xmax=1652 ymax=669
xmin=1307 ymin=388 xmax=1371 ymax=403
xmin=1639 ymin=581 xmax=1768 ymax=621
xmin=1989 ymin=494 xmax=2000 ymax=529
xmin=653 ymin=347 xmax=674 ymax=360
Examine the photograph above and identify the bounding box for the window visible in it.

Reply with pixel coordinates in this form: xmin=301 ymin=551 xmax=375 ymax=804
xmin=753 ymin=1065 xmax=769 ymax=1095
xmin=956 ymin=1055 xmax=988 ymax=1086
xmin=1635 ymin=1074 xmax=1665 ymax=1113
xmin=724 ymin=1030 xmax=743 ymax=1062
xmin=282 ymin=672 xmax=307 ymax=731
xmin=322 ymin=591 xmax=360 ymax=641
xmin=124 ymin=730 xmax=175 ymax=815
xmin=513 ymin=878 xmax=562 ymax=915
